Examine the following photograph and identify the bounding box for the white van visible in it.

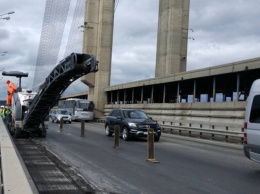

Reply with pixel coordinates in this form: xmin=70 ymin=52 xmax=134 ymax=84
xmin=244 ymin=79 xmax=260 ymax=163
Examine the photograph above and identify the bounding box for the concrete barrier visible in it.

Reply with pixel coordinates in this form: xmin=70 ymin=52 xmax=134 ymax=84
xmin=102 ymin=101 xmax=246 ymax=143
xmin=0 ymin=119 xmax=38 ymax=194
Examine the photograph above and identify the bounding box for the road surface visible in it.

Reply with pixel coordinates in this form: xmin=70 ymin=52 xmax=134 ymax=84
xmin=34 ymin=122 xmax=260 ymax=194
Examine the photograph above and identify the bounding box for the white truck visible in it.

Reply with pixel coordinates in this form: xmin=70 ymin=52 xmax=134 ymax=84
xmin=244 ymin=79 xmax=260 ymax=163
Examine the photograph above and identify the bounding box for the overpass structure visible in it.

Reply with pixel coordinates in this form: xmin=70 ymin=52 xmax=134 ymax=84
xmin=102 ymin=57 xmax=260 ymax=143
xmin=77 ymin=0 xmax=259 ymax=143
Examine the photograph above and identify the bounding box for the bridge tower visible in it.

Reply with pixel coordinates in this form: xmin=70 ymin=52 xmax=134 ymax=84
xmin=81 ymin=0 xmax=190 ymax=118
xmin=81 ymin=0 xmax=115 ymax=118
xmin=155 ymin=0 xmax=190 ymax=77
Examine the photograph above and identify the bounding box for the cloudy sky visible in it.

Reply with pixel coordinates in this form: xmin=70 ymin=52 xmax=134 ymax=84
xmin=0 ymin=0 xmax=260 ymax=100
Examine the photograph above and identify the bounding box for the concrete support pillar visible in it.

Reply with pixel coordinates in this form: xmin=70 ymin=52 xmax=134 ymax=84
xmin=81 ymin=0 xmax=115 ymax=118
xmin=141 ymin=86 xmax=143 ymax=103
xmin=213 ymin=76 xmax=216 ymax=102
xmin=132 ymin=88 xmax=134 ymax=104
xmin=193 ymin=80 xmax=196 ymax=102
xmin=177 ymin=82 xmax=180 ymax=103
xmin=117 ymin=90 xmax=119 ymax=104
xmin=163 ymin=84 xmax=166 ymax=103
xmin=124 ymin=89 xmax=126 ymax=104
xmin=155 ymin=0 xmax=190 ymax=77
xmin=151 ymin=86 xmax=154 ymax=103
xmin=236 ymin=73 xmax=240 ymax=101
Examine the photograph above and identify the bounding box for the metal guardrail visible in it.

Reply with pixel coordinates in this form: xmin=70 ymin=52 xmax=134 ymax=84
xmin=96 ymin=118 xmax=244 ymax=143
xmin=0 ymin=119 xmax=38 ymax=194
xmin=160 ymin=123 xmax=244 ymax=143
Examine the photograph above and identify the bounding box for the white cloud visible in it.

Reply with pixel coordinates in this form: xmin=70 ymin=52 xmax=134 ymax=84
xmin=0 ymin=0 xmax=260 ymax=100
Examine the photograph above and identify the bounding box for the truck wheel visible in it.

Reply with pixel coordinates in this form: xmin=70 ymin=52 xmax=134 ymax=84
xmin=122 ymin=127 xmax=130 ymax=141
xmin=9 ymin=126 xmax=14 ymax=136
xmin=14 ymin=130 xmax=21 ymax=139
xmin=105 ymin=125 xmax=112 ymax=136
xmin=39 ymin=128 xmax=47 ymax=138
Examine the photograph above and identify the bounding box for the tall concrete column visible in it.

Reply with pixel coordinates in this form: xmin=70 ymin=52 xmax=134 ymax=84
xmin=81 ymin=0 xmax=115 ymax=118
xmin=155 ymin=0 xmax=190 ymax=77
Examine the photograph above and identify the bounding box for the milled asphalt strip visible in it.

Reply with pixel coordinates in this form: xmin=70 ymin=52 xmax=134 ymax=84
xmin=0 ymin=119 xmax=39 ymax=194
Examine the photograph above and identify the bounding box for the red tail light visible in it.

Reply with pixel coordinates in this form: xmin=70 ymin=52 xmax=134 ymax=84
xmin=244 ymin=122 xmax=247 ymax=129
xmin=244 ymin=132 xmax=247 ymax=144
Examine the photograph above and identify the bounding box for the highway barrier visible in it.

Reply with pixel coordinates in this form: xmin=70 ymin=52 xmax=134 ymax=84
xmin=101 ymin=101 xmax=246 ymax=143
xmin=113 ymin=125 xmax=120 ymax=148
xmin=81 ymin=120 xmax=85 ymax=137
xmin=59 ymin=117 xmax=64 ymax=132
xmin=147 ymin=128 xmax=159 ymax=163
xmin=0 ymin=119 xmax=38 ymax=194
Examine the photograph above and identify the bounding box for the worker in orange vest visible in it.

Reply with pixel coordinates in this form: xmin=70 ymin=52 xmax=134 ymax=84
xmin=6 ymin=80 xmax=17 ymax=106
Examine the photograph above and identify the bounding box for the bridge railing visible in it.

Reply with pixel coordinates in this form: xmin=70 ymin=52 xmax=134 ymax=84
xmin=102 ymin=101 xmax=246 ymax=143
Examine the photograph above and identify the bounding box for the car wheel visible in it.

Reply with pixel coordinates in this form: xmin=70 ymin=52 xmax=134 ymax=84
xmin=122 ymin=127 xmax=130 ymax=141
xmin=105 ymin=125 xmax=112 ymax=136
xmin=154 ymin=136 xmax=160 ymax=142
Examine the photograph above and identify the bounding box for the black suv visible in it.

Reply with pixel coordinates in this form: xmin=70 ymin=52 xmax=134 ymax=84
xmin=105 ymin=109 xmax=161 ymax=141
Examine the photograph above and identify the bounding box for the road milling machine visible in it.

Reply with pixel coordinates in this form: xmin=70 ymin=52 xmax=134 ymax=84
xmin=2 ymin=53 xmax=98 ymax=138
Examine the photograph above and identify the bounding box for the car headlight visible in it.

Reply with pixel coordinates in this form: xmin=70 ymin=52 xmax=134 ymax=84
xmin=128 ymin=122 xmax=137 ymax=127
xmin=156 ymin=123 xmax=160 ymax=128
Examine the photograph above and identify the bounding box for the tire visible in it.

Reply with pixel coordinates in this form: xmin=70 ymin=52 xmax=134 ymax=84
xmin=154 ymin=135 xmax=160 ymax=142
xmin=9 ymin=126 xmax=14 ymax=136
xmin=54 ymin=117 xmax=58 ymax=123
xmin=122 ymin=127 xmax=130 ymax=141
xmin=14 ymin=129 xmax=21 ymax=139
xmin=105 ymin=125 xmax=112 ymax=136
xmin=39 ymin=128 xmax=47 ymax=138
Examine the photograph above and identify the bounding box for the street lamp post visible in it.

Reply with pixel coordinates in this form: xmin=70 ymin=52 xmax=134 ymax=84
xmin=0 ymin=11 xmax=15 ymax=20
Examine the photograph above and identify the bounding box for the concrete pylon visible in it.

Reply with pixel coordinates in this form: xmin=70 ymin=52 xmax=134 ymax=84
xmin=155 ymin=0 xmax=190 ymax=77
xmin=81 ymin=0 xmax=115 ymax=118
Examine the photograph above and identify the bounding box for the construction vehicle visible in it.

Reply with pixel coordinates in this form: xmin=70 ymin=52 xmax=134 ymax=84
xmin=2 ymin=53 xmax=98 ymax=138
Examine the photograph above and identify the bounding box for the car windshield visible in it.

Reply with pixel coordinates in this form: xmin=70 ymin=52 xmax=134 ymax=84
xmin=123 ymin=110 xmax=149 ymax=119
xmin=57 ymin=110 xmax=69 ymax=115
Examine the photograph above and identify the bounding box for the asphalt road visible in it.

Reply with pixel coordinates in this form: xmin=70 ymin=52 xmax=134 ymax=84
xmin=34 ymin=121 xmax=260 ymax=194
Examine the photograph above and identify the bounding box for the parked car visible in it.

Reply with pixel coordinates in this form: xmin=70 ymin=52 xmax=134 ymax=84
xmin=50 ymin=109 xmax=72 ymax=123
xmin=105 ymin=108 xmax=161 ymax=141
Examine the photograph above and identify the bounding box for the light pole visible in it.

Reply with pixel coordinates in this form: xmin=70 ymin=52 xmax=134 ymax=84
xmin=0 ymin=11 xmax=15 ymax=20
